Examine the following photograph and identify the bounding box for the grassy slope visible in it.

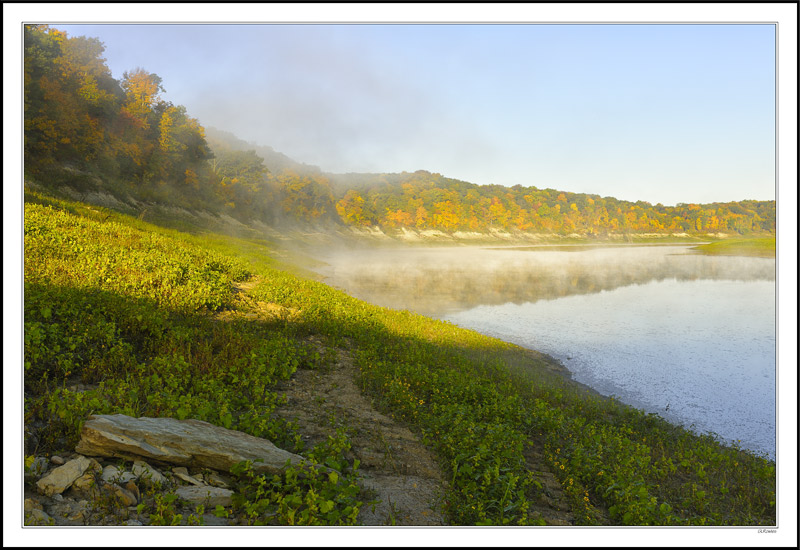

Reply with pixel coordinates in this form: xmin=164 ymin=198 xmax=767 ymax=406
xmin=692 ymin=237 xmax=776 ymax=257
xmin=23 ymin=190 xmax=776 ymax=526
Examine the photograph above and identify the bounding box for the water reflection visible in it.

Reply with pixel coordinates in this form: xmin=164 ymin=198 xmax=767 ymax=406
xmin=309 ymin=244 xmax=776 ymax=457
xmin=312 ymin=245 xmax=775 ymax=316
xmin=443 ymin=278 xmax=776 ymax=459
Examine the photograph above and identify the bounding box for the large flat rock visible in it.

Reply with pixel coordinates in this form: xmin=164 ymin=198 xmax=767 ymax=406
xmin=75 ymin=414 xmax=305 ymax=475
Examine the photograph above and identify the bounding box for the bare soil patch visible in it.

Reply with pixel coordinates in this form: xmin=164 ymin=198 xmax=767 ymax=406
xmin=271 ymin=337 xmax=447 ymax=526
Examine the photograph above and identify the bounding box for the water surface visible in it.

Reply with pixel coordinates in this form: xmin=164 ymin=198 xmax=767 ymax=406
xmin=311 ymin=244 xmax=776 ymax=458
xmin=444 ymin=277 xmax=776 ymax=458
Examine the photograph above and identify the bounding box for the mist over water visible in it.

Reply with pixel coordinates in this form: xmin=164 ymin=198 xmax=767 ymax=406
xmin=311 ymin=244 xmax=776 ymax=458
xmin=313 ymin=244 xmax=775 ymax=315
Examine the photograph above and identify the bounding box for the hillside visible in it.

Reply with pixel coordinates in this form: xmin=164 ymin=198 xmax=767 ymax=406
xmin=24 ymin=24 xmax=775 ymax=244
xmin=22 ymin=190 xmax=776 ymax=527
xmin=22 ymin=190 xmax=777 ymax=527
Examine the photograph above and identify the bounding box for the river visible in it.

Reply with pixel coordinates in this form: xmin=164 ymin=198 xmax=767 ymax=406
xmin=310 ymin=244 xmax=776 ymax=459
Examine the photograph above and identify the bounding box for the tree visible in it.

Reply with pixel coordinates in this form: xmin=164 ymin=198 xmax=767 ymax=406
xmin=432 ymin=200 xmax=460 ymax=231
xmin=120 ymin=68 xmax=164 ymax=128
xmin=336 ymin=190 xmax=368 ymax=226
xmin=154 ymin=104 xmax=213 ymax=184
xmin=488 ymin=197 xmax=510 ymax=228
xmin=385 ymin=208 xmax=415 ymax=227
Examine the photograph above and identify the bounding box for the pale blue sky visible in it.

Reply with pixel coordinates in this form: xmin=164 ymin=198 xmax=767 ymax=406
xmin=49 ymin=23 xmax=775 ymax=206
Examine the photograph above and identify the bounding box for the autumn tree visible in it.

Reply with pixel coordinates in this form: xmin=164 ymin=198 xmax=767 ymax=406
xmin=276 ymin=171 xmax=336 ymax=223
xmin=24 ymin=25 xmax=122 ymax=176
xmin=120 ymin=68 xmax=164 ymax=127
xmin=336 ymin=190 xmax=369 ymax=226
xmin=153 ymin=104 xmax=213 ymax=185
xmin=24 ymin=25 xmax=219 ymax=207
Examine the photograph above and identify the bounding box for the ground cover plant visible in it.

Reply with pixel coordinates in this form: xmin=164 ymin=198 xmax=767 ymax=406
xmin=23 ymin=190 xmax=776 ymax=526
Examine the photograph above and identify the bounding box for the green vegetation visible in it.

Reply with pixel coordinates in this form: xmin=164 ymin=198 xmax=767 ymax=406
xmin=23 ymin=190 xmax=776 ymax=526
xmin=693 ymin=237 xmax=776 ymax=257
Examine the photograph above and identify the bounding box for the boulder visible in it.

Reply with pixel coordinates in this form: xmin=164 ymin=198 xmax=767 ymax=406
xmin=75 ymin=414 xmax=307 ymax=475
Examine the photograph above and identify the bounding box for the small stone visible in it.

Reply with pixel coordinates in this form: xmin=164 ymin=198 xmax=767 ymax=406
xmin=24 ymin=498 xmax=42 ymax=512
xmin=124 ymin=519 xmax=143 ymax=526
xmin=175 ymin=485 xmax=234 ymax=507
xmin=131 ymin=460 xmax=167 ymax=487
xmin=124 ymin=480 xmax=140 ymax=503
xmin=201 ymin=513 xmax=231 ymax=526
xmin=25 ymin=508 xmax=53 ymax=525
xmin=205 ymin=471 xmax=230 ymax=488
xmin=50 ymin=455 xmax=65 ymax=466
xmin=67 ymin=502 xmax=90 ymax=522
xmin=26 ymin=456 xmax=49 ymax=478
xmin=104 ymin=482 xmax=138 ymax=507
xmin=72 ymin=471 xmax=99 ymax=492
xmin=77 ymin=499 xmax=89 ymax=509
xmin=102 ymin=464 xmax=137 ymax=484
xmin=173 ymin=467 xmax=205 ymax=486
xmin=36 ymin=456 xmax=94 ymax=496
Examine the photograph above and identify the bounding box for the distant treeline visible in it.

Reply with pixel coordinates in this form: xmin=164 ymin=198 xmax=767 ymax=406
xmin=24 ymin=25 xmax=775 ymax=236
xmin=326 ymin=172 xmax=775 ymax=235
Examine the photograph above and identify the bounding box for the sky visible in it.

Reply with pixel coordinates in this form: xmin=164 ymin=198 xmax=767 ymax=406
xmin=36 ymin=20 xmax=778 ymax=207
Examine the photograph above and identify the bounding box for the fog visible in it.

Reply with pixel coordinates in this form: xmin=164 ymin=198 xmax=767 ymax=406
xmin=49 ymin=21 xmax=779 ymax=206
xmin=308 ymin=243 xmax=777 ymax=457
xmin=309 ymin=244 xmax=776 ymax=316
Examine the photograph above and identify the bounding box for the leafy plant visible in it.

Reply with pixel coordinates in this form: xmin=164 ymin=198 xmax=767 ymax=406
xmin=23 ymin=190 xmax=776 ymax=527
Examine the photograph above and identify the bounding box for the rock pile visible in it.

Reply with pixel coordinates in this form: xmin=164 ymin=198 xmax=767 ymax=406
xmin=24 ymin=414 xmax=312 ymax=526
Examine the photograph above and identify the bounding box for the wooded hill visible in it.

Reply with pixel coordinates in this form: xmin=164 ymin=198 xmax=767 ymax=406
xmin=24 ymin=25 xmax=775 ymax=238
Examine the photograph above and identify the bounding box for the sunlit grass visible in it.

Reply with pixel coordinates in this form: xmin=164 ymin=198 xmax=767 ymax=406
xmin=23 ymin=190 xmax=776 ymax=526
xmin=693 ymin=237 xmax=776 ymax=257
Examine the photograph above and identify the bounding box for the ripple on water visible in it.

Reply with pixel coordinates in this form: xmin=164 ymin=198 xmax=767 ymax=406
xmin=444 ymin=278 xmax=776 ymax=459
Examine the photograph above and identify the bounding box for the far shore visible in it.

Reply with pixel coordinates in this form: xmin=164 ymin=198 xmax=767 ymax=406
xmin=690 ymin=237 xmax=776 ymax=258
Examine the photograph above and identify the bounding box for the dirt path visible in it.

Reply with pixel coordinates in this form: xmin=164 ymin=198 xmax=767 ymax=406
xmin=524 ymin=440 xmax=576 ymax=525
xmin=271 ymin=337 xmax=447 ymax=526
xmin=231 ymin=277 xmax=588 ymax=526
